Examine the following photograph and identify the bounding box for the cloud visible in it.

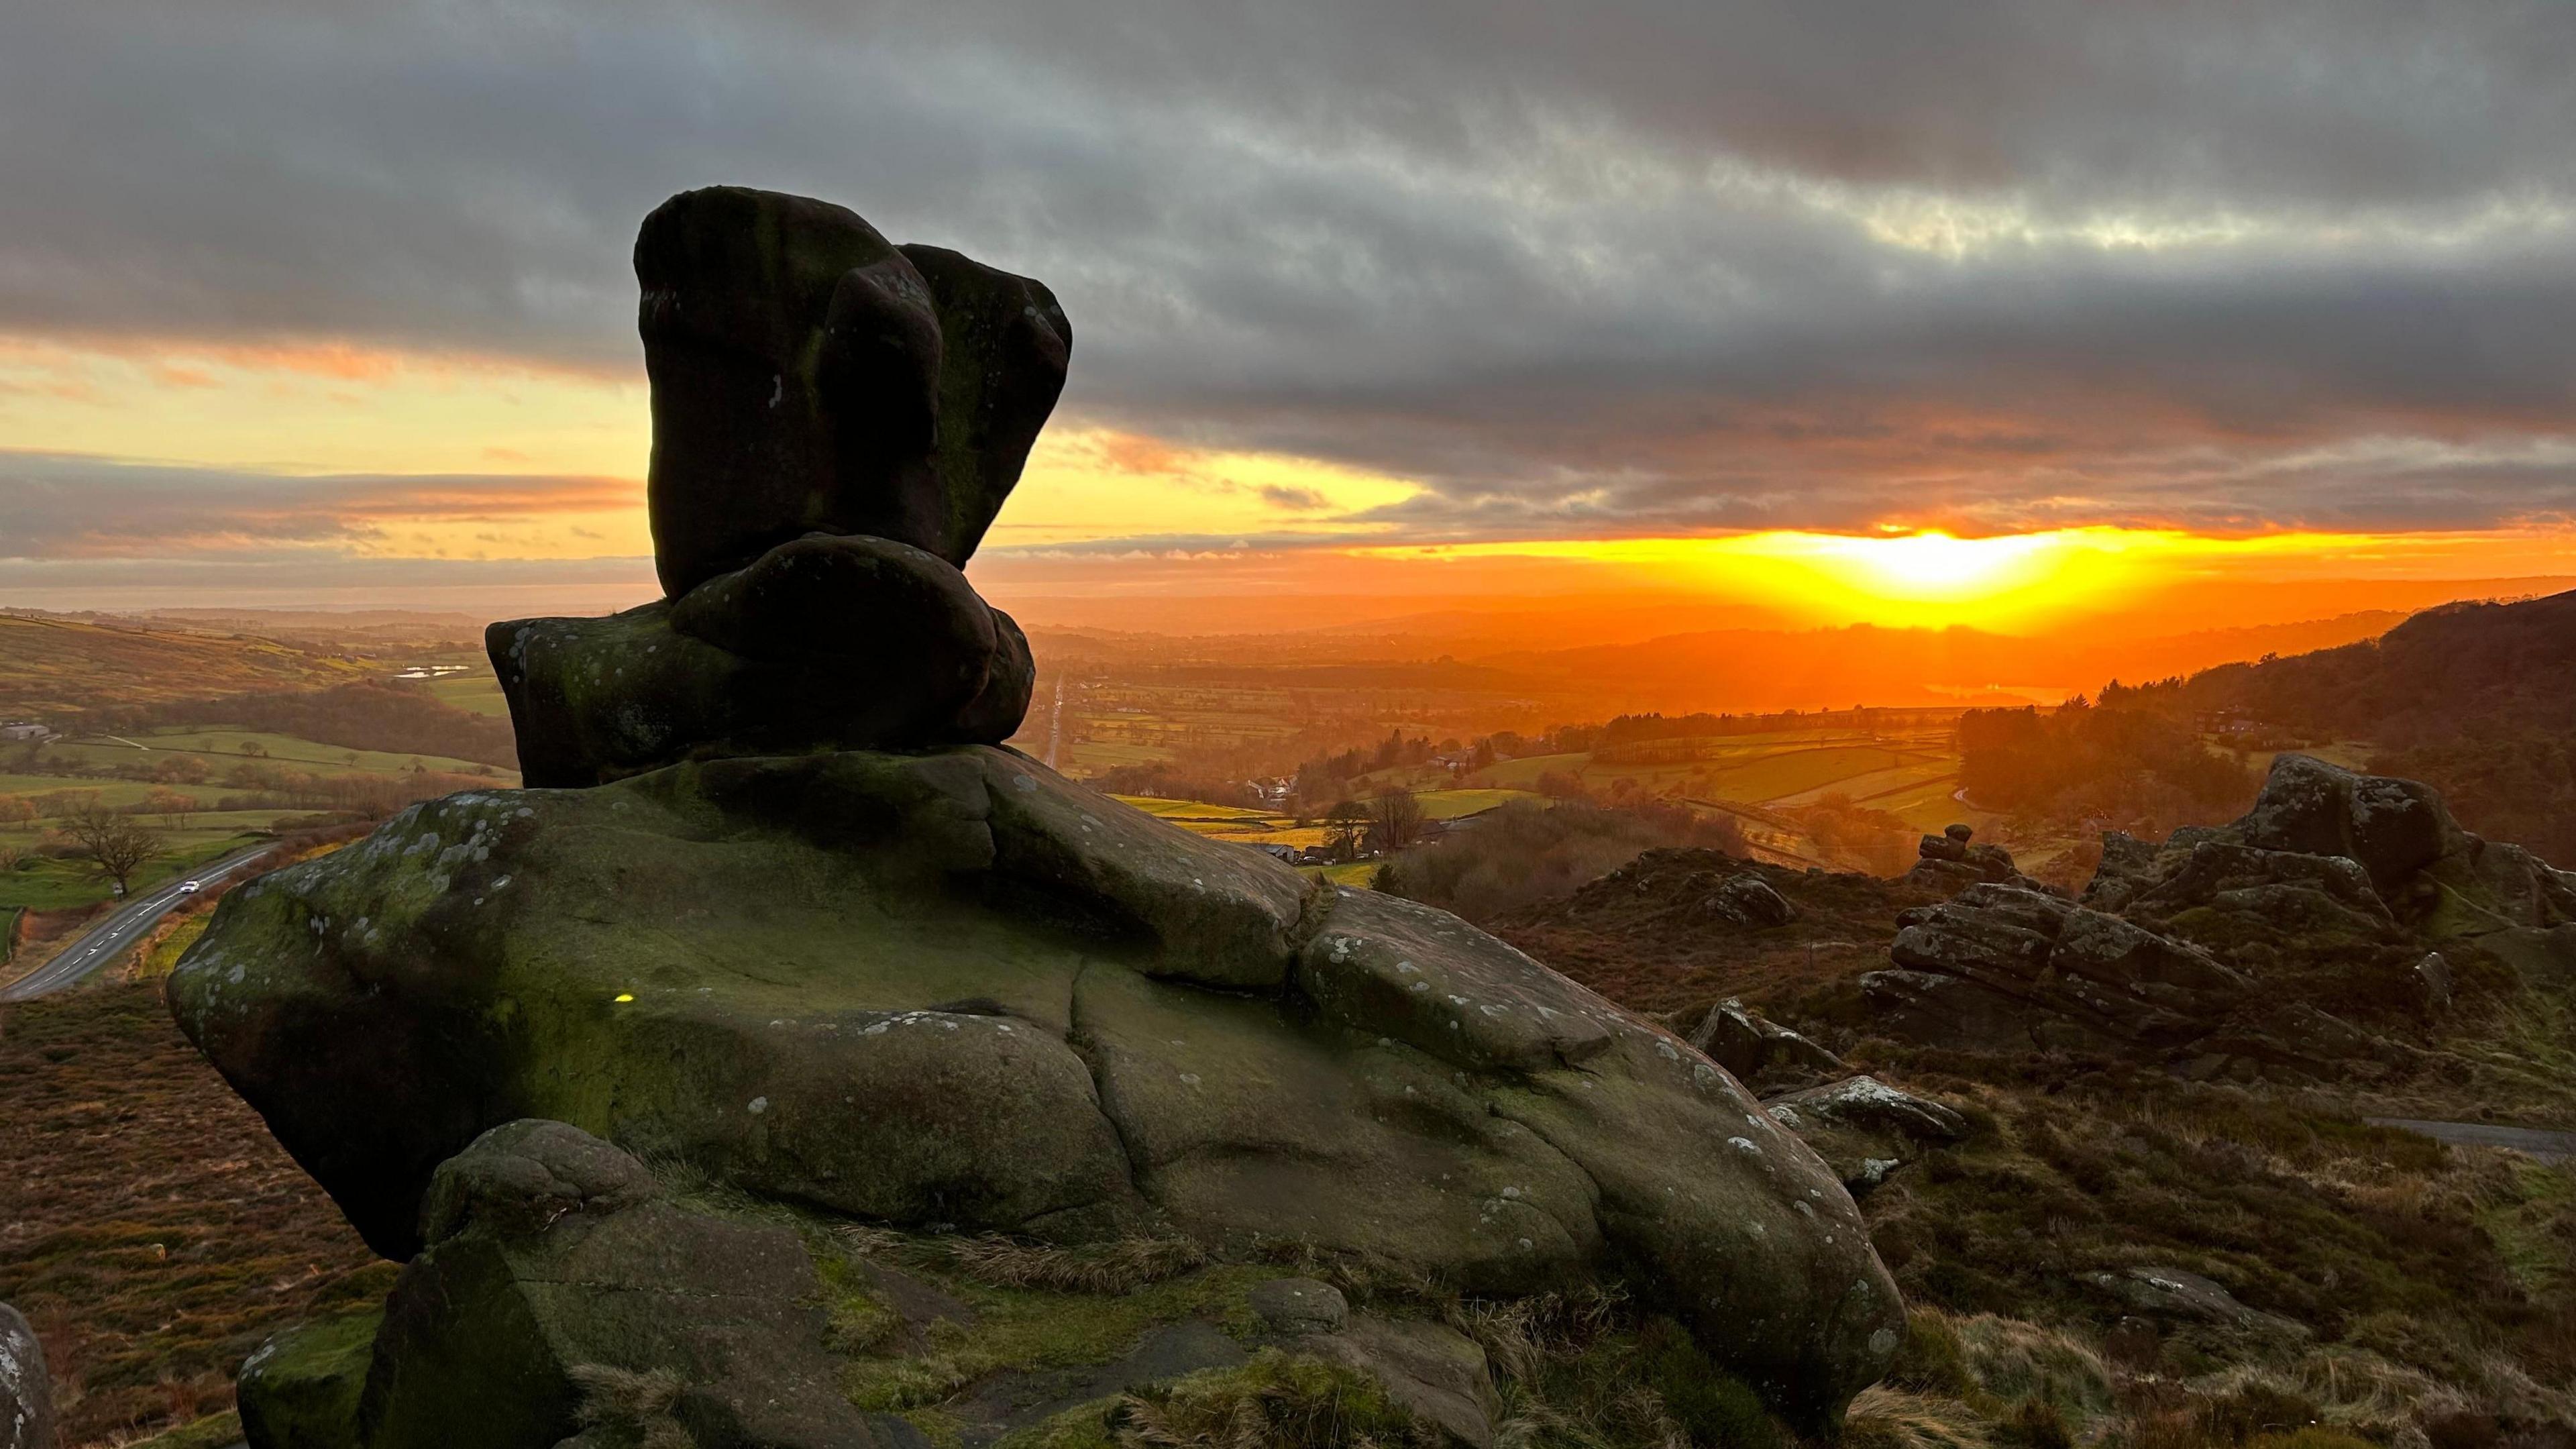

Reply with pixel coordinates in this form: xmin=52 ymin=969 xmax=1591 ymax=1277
xmin=0 ymin=552 xmax=656 ymax=616
xmin=0 ymin=452 xmax=637 ymax=558
xmin=1259 ymin=484 xmax=1331 ymax=512
xmin=0 ymin=1 xmax=2569 ymax=538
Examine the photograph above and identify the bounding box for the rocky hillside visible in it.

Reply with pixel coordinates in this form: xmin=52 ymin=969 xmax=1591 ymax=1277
xmin=1490 ymin=848 xmax=1941 ymax=1015
xmin=0 ymin=612 xmax=366 ymax=718
xmin=2185 ymin=588 xmax=2576 ymax=861
xmin=1496 ymin=755 xmax=2576 ymax=1445
xmin=1855 ymin=754 xmax=2575 ymax=1094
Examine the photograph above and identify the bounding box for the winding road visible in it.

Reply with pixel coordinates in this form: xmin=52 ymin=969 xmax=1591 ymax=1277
xmin=2368 ymin=1118 xmax=2576 ymax=1165
xmin=0 ymin=843 xmax=274 ymax=1002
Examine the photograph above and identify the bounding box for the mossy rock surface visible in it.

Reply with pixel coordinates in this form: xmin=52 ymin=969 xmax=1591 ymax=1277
xmin=173 ymin=747 xmax=1900 ymax=1424
xmin=237 ymin=1309 xmax=380 ymax=1449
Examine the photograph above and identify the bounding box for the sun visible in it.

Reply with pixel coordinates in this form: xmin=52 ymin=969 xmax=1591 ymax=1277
xmin=1794 ymin=531 xmax=2074 ymax=602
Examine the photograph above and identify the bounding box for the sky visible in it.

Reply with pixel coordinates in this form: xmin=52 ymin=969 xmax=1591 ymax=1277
xmin=1 ymin=1 xmax=2571 ymax=627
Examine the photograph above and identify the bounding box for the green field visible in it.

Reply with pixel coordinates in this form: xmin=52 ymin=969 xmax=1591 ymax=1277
xmin=42 ymin=729 xmax=507 ymax=781
xmin=0 ymin=831 xmax=270 ymax=912
xmin=1466 ymin=731 xmax=1947 ymax=805
xmin=0 ymin=722 xmax=517 ymax=915
xmin=1439 ymin=725 xmax=2009 ymax=869
xmin=0 ymin=773 xmax=236 ymax=808
xmin=1300 ymin=861 xmax=1381 ymax=888
xmin=405 ymin=655 xmax=511 ymax=716
xmin=1415 ymin=788 xmax=1540 ymax=820
xmin=0 ymin=610 xmax=366 ymax=718
xmin=1112 ymin=796 xmax=1277 ymax=821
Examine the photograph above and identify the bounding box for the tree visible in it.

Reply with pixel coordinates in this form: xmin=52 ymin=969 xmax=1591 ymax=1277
xmin=1322 ymin=800 xmax=1371 ymax=860
xmin=152 ymin=754 xmax=211 ymax=785
xmin=1366 ymin=789 xmax=1429 ymax=853
xmin=142 ymin=788 xmax=197 ymax=829
xmin=60 ymin=802 xmax=163 ymax=896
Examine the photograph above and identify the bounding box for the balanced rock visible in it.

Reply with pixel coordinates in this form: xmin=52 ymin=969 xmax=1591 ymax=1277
xmin=1902 ymin=823 xmax=2039 ymax=896
xmin=637 ymin=186 xmax=1069 ymax=594
xmin=494 ymin=187 xmax=1062 ymax=786
xmin=495 ymin=533 xmax=1035 ymax=787
xmin=170 ymin=187 xmax=1907 ymax=1440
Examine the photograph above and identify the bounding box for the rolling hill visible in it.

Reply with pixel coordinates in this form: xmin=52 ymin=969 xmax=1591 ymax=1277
xmin=0 ymin=611 xmax=367 ymax=718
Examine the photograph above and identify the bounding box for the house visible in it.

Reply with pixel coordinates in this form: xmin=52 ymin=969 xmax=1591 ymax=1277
xmin=0 ymin=722 xmax=50 ymax=742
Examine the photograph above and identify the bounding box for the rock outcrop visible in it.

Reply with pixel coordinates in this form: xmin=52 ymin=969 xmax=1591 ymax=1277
xmin=1 ymin=1303 xmax=52 ymax=1449
xmin=174 ymin=188 xmax=1905 ymax=1444
xmin=1902 ymin=822 xmax=2044 ymax=896
xmin=1763 ymin=1076 xmax=1969 ymax=1197
xmin=1862 ymin=753 xmax=2576 ymax=1078
xmin=1687 ymin=998 xmax=1847 ymax=1095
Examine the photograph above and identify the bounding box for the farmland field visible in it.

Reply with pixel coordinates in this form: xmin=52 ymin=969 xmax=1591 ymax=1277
xmin=0 ymin=832 xmax=270 ymax=912
xmin=395 ymin=651 xmax=511 ymax=716
xmin=0 ymin=723 xmax=517 ymax=918
xmin=42 ymin=729 xmax=508 ymax=781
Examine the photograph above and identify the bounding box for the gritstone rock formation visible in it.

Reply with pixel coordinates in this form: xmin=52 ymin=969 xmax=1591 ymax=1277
xmin=1 ymin=1303 xmax=54 ymax=1449
xmin=1902 ymin=822 xmax=2048 ymax=896
xmin=171 ymin=187 xmax=1904 ymax=1446
xmin=494 ymin=186 xmax=1059 ymax=788
xmin=1862 ymin=753 xmax=2576 ymax=1077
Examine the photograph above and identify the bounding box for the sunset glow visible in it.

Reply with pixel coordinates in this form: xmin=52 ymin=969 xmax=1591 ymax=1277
xmin=3 ymin=1 xmax=2570 ymax=631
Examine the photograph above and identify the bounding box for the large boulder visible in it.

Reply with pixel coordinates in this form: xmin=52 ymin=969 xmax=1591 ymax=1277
xmin=175 ymin=748 xmax=1902 ymax=1425
xmin=237 ymin=1310 xmax=380 ymax=1449
xmin=1764 ymin=1075 xmax=1970 ymax=1196
xmin=1 ymin=1303 xmax=52 ymax=1449
xmin=237 ymin=1120 xmax=881 ymax=1449
xmin=637 ymin=186 xmax=1069 ymax=594
xmin=496 ymin=189 xmax=1063 ymax=786
xmin=493 ymin=534 xmax=1034 ymax=787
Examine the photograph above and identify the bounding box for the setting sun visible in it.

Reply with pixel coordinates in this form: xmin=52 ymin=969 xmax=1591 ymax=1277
xmin=1805 ymin=531 xmax=2067 ymax=598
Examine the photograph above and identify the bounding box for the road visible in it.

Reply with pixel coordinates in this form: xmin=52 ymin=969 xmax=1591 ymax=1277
xmin=2369 ymin=1118 xmax=2576 ymax=1165
xmin=0 ymin=843 xmax=274 ymax=1002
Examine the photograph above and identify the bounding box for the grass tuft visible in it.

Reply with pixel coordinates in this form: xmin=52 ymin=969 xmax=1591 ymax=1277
xmin=570 ymin=1362 xmax=696 ymax=1448
xmin=1106 ymin=1352 xmax=1438 ymax=1449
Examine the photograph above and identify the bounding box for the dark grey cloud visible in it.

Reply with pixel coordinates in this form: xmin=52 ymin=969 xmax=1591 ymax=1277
xmin=2 ymin=0 xmax=2571 ymax=537
xmin=0 ymin=452 xmax=635 ymax=556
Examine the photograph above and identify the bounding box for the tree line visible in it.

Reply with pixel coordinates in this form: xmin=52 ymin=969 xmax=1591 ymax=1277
xmin=89 ymin=679 xmax=519 ymax=770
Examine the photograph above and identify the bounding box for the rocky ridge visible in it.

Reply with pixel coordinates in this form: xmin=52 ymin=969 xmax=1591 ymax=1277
xmin=172 ymin=189 xmax=1907 ymax=1448
xmin=1862 ymin=752 xmax=2576 ymax=1079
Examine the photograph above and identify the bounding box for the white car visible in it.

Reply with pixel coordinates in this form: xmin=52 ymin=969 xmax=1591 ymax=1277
xmin=177 ymin=880 xmax=203 ymax=895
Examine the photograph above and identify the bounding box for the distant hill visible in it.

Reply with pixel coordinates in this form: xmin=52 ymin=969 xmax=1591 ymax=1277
xmin=0 ymin=610 xmax=517 ymax=768
xmin=2180 ymin=589 xmax=2576 ymax=744
xmin=0 ymin=611 xmax=368 ymax=718
xmin=1470 ymin=609 xmax=2413 ymax=713
xmin=112 ymin=608 xmax=492 ymax=649
xmin=2179 ymin=588 xmax=2576 ymax=861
